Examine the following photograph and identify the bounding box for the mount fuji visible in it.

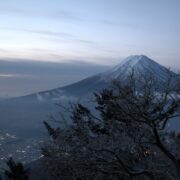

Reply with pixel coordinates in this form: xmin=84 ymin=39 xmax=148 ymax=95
xmin=0 ymin=55 xmax=179 ymax=137
xmin=0 ymin=55 xmax=179 ymax=168
xmin=27 ymin=55 xmax=179 ymax=99
xmin=103 ymin=55 xmax=177 ymax=81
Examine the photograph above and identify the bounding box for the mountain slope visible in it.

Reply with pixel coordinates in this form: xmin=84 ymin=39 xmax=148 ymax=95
xmin=33 ymin=55 xmax=179 ymax=99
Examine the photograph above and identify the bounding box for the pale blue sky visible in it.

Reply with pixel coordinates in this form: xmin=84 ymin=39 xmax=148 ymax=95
xmin=0 ymin=0 xmax=180 ymax=67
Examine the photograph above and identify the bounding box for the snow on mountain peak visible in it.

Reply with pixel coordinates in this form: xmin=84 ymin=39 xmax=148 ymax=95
xmin=113 ymin=55 xmax=156 ymax=70
xmin=102 ymin=55 xmax=176 ymax=82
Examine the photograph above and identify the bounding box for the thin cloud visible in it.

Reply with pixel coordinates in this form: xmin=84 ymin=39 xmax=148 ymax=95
xmin=50 ymin=10 xmax=82 ymax=21
xmin=1 ymin=27 xmax=74 ymax=38
xmin=99 ymin=19 xmax=139 ymax=29
xmin=0 ymin=7 xmax=29 ymax=16
xmin=0 ymin=7 xmax=81 ymax=21
xmin=75 ymin=39 xmax=96 ymax=45
xmin=39 ymin=36 xmax=98 ymax=47
xmin=0 ymin=48 xmax=9 ymax=53
xmin=0 ymin=73 xmax=32 ymax=78
xmin=32 ymin=30 xmax=74 ymax=38
xmin=1 ymin=27 xmax=97 ymax=46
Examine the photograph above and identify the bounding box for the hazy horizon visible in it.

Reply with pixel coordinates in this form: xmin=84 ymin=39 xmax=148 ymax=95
xmin=0 ymin=59 xmax=110 ymax=97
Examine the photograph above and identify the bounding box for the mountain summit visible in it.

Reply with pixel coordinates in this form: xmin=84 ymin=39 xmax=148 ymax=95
xmin=104 ymin=55 xmax=176 ymax=82
xmin=114 ymin=55 xmax=155 ymax=69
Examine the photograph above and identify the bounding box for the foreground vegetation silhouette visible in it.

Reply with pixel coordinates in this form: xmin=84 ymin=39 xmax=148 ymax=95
xmin=4 ymin=158 xmax=29 ymax=180
xmin=41 ymin=73 xmax=180 ymax=180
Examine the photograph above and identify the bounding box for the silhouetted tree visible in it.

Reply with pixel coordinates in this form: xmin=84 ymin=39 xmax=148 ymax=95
xmin=4 ymin=157 xmax=29 ymax=180
xmin=43 ymin=121 xmax=59 ymax=140
xmin=42 ymin=72 xmax=180 ymax=180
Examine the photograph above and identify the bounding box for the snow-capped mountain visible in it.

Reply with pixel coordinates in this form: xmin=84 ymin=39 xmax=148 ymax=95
xmin=0 ymin=55 xmax=179 ymax=137
xmin=33 ymin=55 xmax=179 ymax=100
xmin=103 ymin=55 xmax=177 ymax=81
